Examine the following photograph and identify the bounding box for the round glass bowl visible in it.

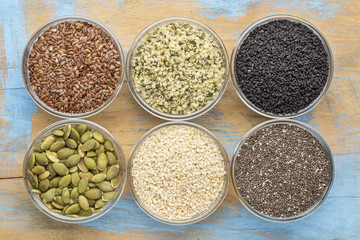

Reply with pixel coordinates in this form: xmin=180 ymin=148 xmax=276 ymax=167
xmin=230 ymin=15 xmax=334 ymax=118
xmin=128 ymin=121 xmax=230 ymax=225
xmin=21 ymin=16 xmax=126 ymax=118
xmin=126 ymin=17 xmax=229 ymax=121
xmin=231 ymin=118 xmax=334 ymax=222
xmin=23 ymin=119 xmax=127 ymax=223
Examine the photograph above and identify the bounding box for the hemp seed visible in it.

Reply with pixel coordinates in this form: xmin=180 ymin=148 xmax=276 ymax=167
xmin=131 ymin=21 xmax=226 ymax=115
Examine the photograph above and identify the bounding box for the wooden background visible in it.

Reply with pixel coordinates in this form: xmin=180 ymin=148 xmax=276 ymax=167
xmin=0 ymin=0 xmax=359 ymax=239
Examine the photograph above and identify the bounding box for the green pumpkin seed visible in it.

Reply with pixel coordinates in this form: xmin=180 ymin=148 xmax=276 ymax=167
xmin=33 ymin=142 xmax=43 ymax=152
xmin=79 ymin=172 xmax=94 ymax=180
xmin=67 ymin=214 xmax=79 ymax=218
xmin=94 ymin=208 xmax=103 ymax=213
xmin=86 ymin=151 xmax=96 ymax=157
xmin=54 ymin=196 xmax=64 ymax=206
xmin=94 ymin=140 xmax=101 ymax=150
xmin=52 ymin=129 xmax=64 ymax=136
xmin=106 ymin=152 xmax=117 ymax=165
xmin=27 ymin=170 xmax=37 ymax=186
xmin=93 ymin=131 xmax=105 ymax=143
xmin=96 ymin=145 xmax=105 ymax=155
xmin=63 ymin=123 xmax=72 ymax=140
xmin=95 ymin=199 xmax=107 ymax=208
xmin=85 ymin=188 xmax=103 ymax=200
xmin=111 ymin=174 xmax=121 ymax=188
xmin=71 ymin=172 xmax=80 ymax=186
xmin=76 ymin=124 xmax=87 ymax=136
xmin=62 ymin=204 xmax=70 ymax=214
xmin=78 ymin=178 xmax=88 ymax=193
xmin=52 ymin=163 xmax=69 ymax=176
xmin=80 ymin=131 xmax=92 ymax=143
xmin=45 ymin=150 xmax=59 ymax=163
xmin=43 ymin=188 xmax=56 ymax=203
xmin=62 ymin=188 xmax=70 ymax=204
xmin=70 ymin=128 xmax=80 ymax=142
xmin=28 ymin=180 xmax=34 ymax=190
xmin=34 ymin=152 xmax=49 ymax=165
xmin=79 ymin=208 xmax=94 ymax=217
xmin=58 ymin=175 xmax=71 ymax=188
xmin=106 ymin=165 xmax=120 ymax=180
xmin=50 ymin=209 xmax=63 ymax=214
xmin=57 ymin=148 xmax=75 ymax=159
xmin=28 ymin=153 xmax=36 ymax=169
xmin=65 ymin=138 xmax=78 ymax=149
xmin=38 ymin=171 xmax=50 ymax=180
xmin=104 ymin=140 xmax=114 ymax=151
xmin=102 ymin=191 xmax=116 ymax=201
xmin=78 ymin=144 xmax=86 ymax=158
xmin=69 ymin=166 xmax=78 ymax=173
xmin=31 ymin=165 xmax=46 ymax=175
xmin=41 ymin=135 xmax=56 ymax=150
xmin=78 ymin=195 xmax=89 ymax=210
xmin=88 ymin=199 xmax=95 ymax=207
xmin=96 ymin=181 xmax=113 ymax=192
xmin=77 ymin=159 xmax=88 ymax=172
xmin=91 ymin=173 xmax=106 ymax=183
xmin=66 ymin=154 xmax=81 ymax=167
xmin=81 ymin=139 xmax=96 ymax=152
xmin=43 ymin=201 xmax=53 ymax=210
xmin=84 ymin=156 xmax=97 ymax=170
xmin=88 ymin=183 xmax=96 ymax=188
xmin=46 ymin=163 xmax=56 ymax=178
xmin=91 ymin=168 xmax=100 ymax=175
xmin=51 ymin=201 xmax=64 ymax=209
xmin=59 ymin=159 xmax=67 ymax=164
xmin=65 ymin=204 xmax=81 ymax=214
xmin=97 ymin=153 xmax=108 ymax=171
xmin=49 ymin=177 xmax=61 ymax=188
xmin=49 ymin=141 xmax=65 ymax=152
xmin=55 ymin=188 xmax=62 ymax=196
xmin=33 ymin=175 xmax=39 ymax=189
xmin=39 ymin=179 xmax=50 ymax=192
xmin=71 ymin=187 xmax=79 ymax=200
xmin=31 ymin=189 xmax=42 ymax=195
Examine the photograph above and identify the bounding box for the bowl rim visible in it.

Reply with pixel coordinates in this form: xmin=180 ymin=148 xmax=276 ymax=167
xmin=23 ymin=118 xmax=127 ymax=223
xmin=230 ymin=14 xmax=334 ymax=118
xmin=127 ymin=121 xmax=230 ymax=225
xmin=126 ymin=16 xmax=229 ymax=121
xmin=21 ymin=15 xmax=126 ymax=119
xmin=231 ymin=118 xmax=335 ymax=222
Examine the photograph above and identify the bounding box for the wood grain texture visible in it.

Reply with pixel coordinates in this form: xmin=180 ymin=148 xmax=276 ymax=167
xmin=0 ymin=0 xmax=359 ymax=239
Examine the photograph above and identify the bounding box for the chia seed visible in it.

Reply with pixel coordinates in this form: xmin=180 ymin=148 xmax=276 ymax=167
xmin=235 ymin=19 xmax=329 ymax=115
xmin=234 ymin=123 xmax=331 ymax=218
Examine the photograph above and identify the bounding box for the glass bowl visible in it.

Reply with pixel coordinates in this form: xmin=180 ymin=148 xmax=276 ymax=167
xmin=126 ymin=17 xmax=229 ymax=121
xmin=230 ymin=15 xmax=334 ymax=118
xmin=23 ymin=119 xmax=127 ymax=223
xmin=231 ymin=118 xmax=334 ymax=222
xmin=128 ymin=121 xmax=230 ymax=225
xmin=21 ymin=16 xmax=126 ymax=118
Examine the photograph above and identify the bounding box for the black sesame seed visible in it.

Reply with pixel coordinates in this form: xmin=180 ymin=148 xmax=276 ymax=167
xmin=235 ymin=19 xmax=329 ymax=115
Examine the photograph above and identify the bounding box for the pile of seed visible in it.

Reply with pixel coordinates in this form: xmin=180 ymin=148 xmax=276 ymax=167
xmin=234 ymin=123 xmax=331 ymax=218
xmin=28 ymin=21 xmax=122 ymax=114
xmin=131 ymin=125 xmax=226 ymax=220
xmin=235 ymin=19 xmax=329 ymax=115
xmin=27 ymin=123 xmax=122 ymax=217
xmin=131 ymin=22 xmax=226 ymax=115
